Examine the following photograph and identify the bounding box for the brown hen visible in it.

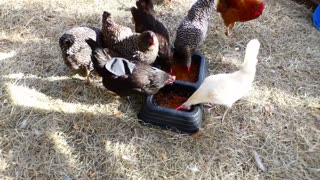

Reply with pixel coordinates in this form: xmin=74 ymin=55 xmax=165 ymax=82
xmin=215 ymin=0 xmax=265 ymax=36
xmin=131 ymin=5 xmax=172 ymax=72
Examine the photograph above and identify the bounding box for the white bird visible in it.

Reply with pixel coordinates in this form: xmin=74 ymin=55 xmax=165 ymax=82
xmin=176 ymin=39 xmax=261 ymax=121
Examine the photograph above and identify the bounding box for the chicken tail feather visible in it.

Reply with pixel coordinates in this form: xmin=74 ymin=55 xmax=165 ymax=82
xmin=103 ymin=11 xmax=111 ymax=20
xmin=130 ymin=7 xmax=140 ymax=24
xmin=136 ymin=0 xmax=154 ymax=14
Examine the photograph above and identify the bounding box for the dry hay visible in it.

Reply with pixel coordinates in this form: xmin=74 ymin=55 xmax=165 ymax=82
xmin=0 ymin=0 xmax=319 ymax=179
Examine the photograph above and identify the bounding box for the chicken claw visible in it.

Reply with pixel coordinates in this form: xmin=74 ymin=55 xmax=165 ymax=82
xmin=85 ymin=69 xmax=92 ymax=85
xmin=204 ymin=103 xmax=217 ymax=112
xmin=225 ymin=23 xmax=235 ymax=36
xmin=221 ymin=107 xmax=230 ymax=123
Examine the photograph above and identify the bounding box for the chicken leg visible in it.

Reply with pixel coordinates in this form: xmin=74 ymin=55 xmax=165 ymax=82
xmin=205 ymin=103 xmax=230 ymax=123
xmin=204 ymin=103 xmax=216 ymax=112
xmin=221 ymin=107 xmax=230 ymax=123
xmin=85 ymin=68 xmax=92 ymax=84
xmin=225 ymin=23 xmax=235 ymax=36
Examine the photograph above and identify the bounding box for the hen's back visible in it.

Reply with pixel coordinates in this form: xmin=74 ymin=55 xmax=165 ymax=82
xmin=101 ymin=12 xmax=133 ymax=48
xmin=111 ymin=33 xmax=140 ymax=60
xmin=174 ymin=19 xmax=205 ymax=49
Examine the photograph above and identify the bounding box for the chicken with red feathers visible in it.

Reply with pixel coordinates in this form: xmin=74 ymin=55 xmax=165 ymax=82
xmin=101 ymin=11 xmax=133 ymax=48
xmin=86 ymin=38 xmax=175 ymax=97
xmin=215 ymin=0 xmax=265 ymax=36
xmin=111 ymin=30 xmax=159 ymax=65
xmin=173 ymin=0 xmax=215 ymax=72
xmin=131 ymin=0 xmax=173 ymax=72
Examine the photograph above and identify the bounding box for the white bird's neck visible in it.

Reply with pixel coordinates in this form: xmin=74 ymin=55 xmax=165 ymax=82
xmin=183 ymin=87 xmax=208 ymax=107
xmin=240 ymin=58 xmax=257 ymax=74
xmin=240 ymin=42 xmax=259 ymax=74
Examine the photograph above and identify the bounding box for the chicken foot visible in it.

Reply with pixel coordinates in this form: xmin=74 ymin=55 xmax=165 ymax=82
xmin=205 ymin=103 xmax=230 ymax=123
xmin=221 ymin=107 xmax=230 ymax=123
xmin=204 ymin=103 xmax=216 ymax=112
xmin=85 ymin=68 xmax=92 ymax=85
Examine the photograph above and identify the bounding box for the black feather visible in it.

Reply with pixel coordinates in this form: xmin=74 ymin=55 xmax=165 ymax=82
xmin=86 ymin=38 xmax=111 ymax=77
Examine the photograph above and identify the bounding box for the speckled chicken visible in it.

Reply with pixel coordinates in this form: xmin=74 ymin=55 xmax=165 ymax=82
xmin=173 ymin=0 xmax=215 ymax=71
xmin=111 ymin=30 xmax=159 ymax=64
xmin=131 ymin=6 xmax=172 ymax=71
xmin=86 ymin=38 xmax=175 ymax=97
xmin=101 ymin=11 xmax=133 ymax=49
xmin=59 ymin=25 xmax=103 ymax=83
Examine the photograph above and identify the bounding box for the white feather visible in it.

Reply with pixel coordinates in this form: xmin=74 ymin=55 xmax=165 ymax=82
xmin=33 ymin=129 xmax=44 ymax=137
xmin=17 ymin=119 xmax=28 ymax=129
xmin=253 ymin=150 xmax=268 ymax=173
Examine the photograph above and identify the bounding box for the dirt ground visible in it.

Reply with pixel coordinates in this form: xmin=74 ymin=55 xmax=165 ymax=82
xmin=0 ymin=0 xmax=319 ymax=179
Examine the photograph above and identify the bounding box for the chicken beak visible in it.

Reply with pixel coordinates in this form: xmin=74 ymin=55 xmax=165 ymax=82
xmin=149 ymin=36 xmax=155 ymax=45
xmin=176 ymin=104 xmax=185 ymax=111
xmin=187 ymin=65 xmax=191 ymax=72
xmin=165 ymin=75 xmax=176 ymax=85
xmin=171 ymin=75 xmax=176 ymax=81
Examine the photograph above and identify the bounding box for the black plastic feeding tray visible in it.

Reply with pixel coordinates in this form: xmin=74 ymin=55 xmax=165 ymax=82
xmin=138 ymin=53 xmax=208 ymax=134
